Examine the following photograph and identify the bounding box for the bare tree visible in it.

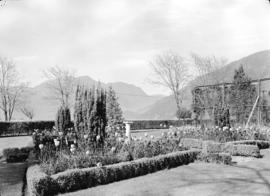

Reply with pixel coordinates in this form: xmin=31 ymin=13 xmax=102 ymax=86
xmin=191 ymin=53 xmax=228 ymax=120
xmin=191 ymin=53 xmax=227 ymax=85
xmin=0 ymin=57 xmax=26 ymax=121
xmin=44 ymin=65 xmax=75 ymax=107
xmin=149 ymin=51 xmax=189 ymax=115
xmin=20 ymin=106 xmax=34 ymax=120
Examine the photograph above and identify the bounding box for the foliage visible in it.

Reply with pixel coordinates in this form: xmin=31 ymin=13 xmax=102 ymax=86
xmin=2 ymin=146 xmax=33 ymax=162
xmin=224 ymin=144 xmax=261 ymax=157
xmin=176 ymin=107 xmax=192 ymax=119
xmin=170 ymin=125 xmax=270 ymax=142
xmin=106 ymin=86 xmax=124 ymax=138
xmin=74 ymin=84 xmax=107 ymax=148
xmin=27 ymin=150 xmax=200 ymax=196
xmin=230 ymin=65 xmax=257 ymax=124
xmin=55 ymin=105 xmax=72 ymax=135
xmin=197 ymin=153 xmax=232 ymax=165
xmin=0 ymin=121 xmax=55 ymax=136
xmin=213 ymin=107 xmax=230 ymax=128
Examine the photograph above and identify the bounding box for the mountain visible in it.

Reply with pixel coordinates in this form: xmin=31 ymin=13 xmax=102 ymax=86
xmin=139 ymin=49 xmax=270 ymax=120
xmin=9 ymin=76 xmax=163 ymax=121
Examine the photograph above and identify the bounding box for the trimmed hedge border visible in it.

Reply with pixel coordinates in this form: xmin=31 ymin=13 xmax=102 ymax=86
xmin=0 ymin=121 xmax=56 ymax=137
xmin=224 ymin=144 xmax=261 ymax=158
xmin=27 ymin=150 xmax=200 ymax=196
xmin=226 ymin=140 xmax=270 ymax=150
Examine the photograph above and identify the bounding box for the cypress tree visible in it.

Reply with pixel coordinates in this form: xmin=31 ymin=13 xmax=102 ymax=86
xmin=55 ymin=105 xmax=71 ymax=135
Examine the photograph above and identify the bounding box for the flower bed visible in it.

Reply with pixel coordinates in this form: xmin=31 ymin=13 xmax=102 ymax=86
xmin=27 ymin=149 xmax=200 ymax=196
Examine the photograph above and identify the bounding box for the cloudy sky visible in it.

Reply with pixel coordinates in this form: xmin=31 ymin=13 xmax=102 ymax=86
xmin=0 ymin=0 xmax=269 ymax=95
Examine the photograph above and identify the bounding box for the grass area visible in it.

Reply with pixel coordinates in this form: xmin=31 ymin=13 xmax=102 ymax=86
xmin=131 ymin=129 xmax=170 ymax=139
xmin=0 ymin=136 xmax=33 ymax=157
xmin=59 ymin=150 xmax=270 ymax=196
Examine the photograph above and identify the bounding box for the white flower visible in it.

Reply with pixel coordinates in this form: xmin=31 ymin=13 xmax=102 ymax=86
xmin=70 ymin=147 xmax=76 ymax=153
xmin=144 ymin=133 xmax=148 ymax=137
xmin=111 ymin=147 xmax=116 ymax=153
xmin=160 ymin=124 xmax=163 ymax=127
xmin=139 ymin=137 xmax=142 ymax=141
xmin=96 ymin=135 xmax=101 ymax=141
xmin=71 ymin=144 xmax=75 ymax=149
xmin=74 ymin=140 xmax=77 ymax=144
xmin=54 ymin=140 xmax=60 ymax=147
xmin=150 ymin=135 xmax=154 ymax=139
xmin=96 ymin=162 xmax=102 ymax=167
xmin=115 ymin=132 xmax=119 ymax=137
xmin=86 ymin=150 xmax=90 ymax=155
xmin=39 ymin=144 xmax=44 ymax=150
xmin=83 ymin=134 xmax=88 ymax=139
xmin=59 ymin=132 xmax=63 ymax=136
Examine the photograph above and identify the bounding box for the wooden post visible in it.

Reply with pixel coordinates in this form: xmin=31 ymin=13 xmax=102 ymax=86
xmin=258 ymin=79 xmax=261 ymax=125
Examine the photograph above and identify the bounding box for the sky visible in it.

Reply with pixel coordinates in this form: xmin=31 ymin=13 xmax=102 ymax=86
xmin=0 ymin=0 xmax=270 ymax=95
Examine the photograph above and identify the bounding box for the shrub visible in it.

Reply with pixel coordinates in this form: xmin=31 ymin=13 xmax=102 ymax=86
xmin=27 ymin=165 xmax=59 ymax=196
xmin=202 ymin=141 xmax=224 ymax=154
xmin=0 ymin=121 xmax=56 ymax=137
xmin=3 ymin=147 xmax=33 ymax=163
xmin=197 ymin=153 xmax=232 ymax=165
xmin=55 ymin=106 xmax=72 ymax=135
xmin=226 ymin=140 xmax=270 ymax=150
xmin=37 ymin=150 xmax=199 ymax=195
xmin=224 ymin=144 xmax=261 ymax=158
xmin=180 ymin=138 xmax=202 ymax=149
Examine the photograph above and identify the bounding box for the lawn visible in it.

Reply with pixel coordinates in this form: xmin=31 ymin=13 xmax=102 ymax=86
xmin=131 ymin=128 xmax=170 ymax=139
xmin=59 ymin=150 xmax=270 ymax=196
xmin=0 ymin=136 xmax=33 ymax=157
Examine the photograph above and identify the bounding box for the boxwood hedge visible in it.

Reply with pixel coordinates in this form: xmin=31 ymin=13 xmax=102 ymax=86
xmin=27 ymin=150 xmax=200 ymax=196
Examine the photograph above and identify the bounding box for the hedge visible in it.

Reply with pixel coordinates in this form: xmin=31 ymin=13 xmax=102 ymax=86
xmin=27 ymin=150 xmax=200 ymax=196
xmin=3 ymin=146 xmax=33 ymax=163
xmin=202 ymin=141 xmax=224 ymax=154
xmin=180 ymin=138 xmax=202 ymax=149
xmin=226 ymin=140 xmax=270 ymax=150
xmin=224 ymin=144 xmax=261 ymax=158
xmin=0 ymin=121 xmax=57 ymax=137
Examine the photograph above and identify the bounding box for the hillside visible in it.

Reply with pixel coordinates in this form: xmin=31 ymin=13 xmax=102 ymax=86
xmin=9 ymin=76 xmax=163 ymax=121
xmin=139 ymin=49 xmax=270 ymax=120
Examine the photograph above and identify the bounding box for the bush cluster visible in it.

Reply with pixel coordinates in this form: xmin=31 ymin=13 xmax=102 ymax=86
xmin=3 ymin=146 xmax=33 ymax=162
xmin=0 ymin=121 xmax=56 ymax=137
xmin=27 ymin=150 xmax=200 ymax=196
xmin=39 ymin=136 xmax=184 ymax=175
xmin=224 ymin=144 xmax=261 ymax=158
xmin=202 ymin=140 xmax=224 ymax=154
xmin=171 ymin=125 xmax=270 ymax=142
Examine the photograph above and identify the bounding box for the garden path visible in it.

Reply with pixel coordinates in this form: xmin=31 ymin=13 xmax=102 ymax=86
xmin=61 ymin=149 xmax=270 ymax=196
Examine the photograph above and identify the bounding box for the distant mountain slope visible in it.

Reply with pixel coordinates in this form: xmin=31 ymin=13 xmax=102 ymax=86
xmin=139 ymin=49 xmax=270 ymax=120
xmin=9 ymin=76 xmax=163 ymax=121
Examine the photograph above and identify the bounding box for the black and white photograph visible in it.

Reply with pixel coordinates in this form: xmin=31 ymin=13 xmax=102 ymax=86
xmin=0 ymin=0 xmax=270 ymax=195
